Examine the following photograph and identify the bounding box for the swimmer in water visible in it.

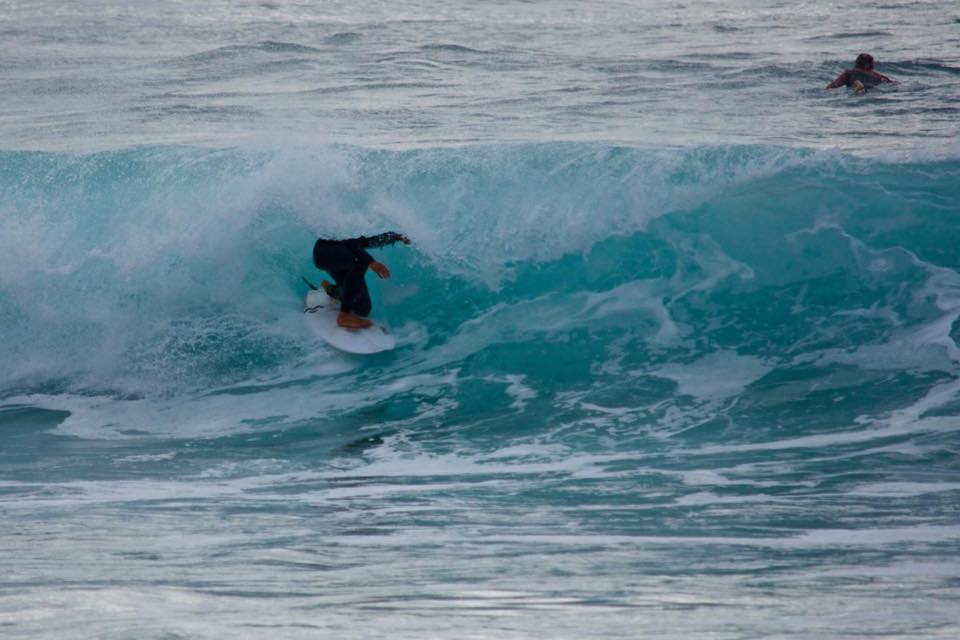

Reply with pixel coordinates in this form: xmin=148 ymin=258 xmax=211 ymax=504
xmin=826 ymin=53 xmax=895 ymax=94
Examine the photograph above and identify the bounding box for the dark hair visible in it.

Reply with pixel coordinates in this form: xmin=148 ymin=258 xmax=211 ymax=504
xmin=855 ymin=53 xmax=875 ymax=70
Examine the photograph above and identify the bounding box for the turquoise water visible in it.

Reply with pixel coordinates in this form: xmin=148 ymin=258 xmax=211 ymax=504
xmin=2 ymin=2 xmax=960 ymax=638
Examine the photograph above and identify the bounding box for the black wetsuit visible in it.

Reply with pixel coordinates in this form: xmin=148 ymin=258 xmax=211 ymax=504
xmin=312 ymin=232 xmax=406 ymax=316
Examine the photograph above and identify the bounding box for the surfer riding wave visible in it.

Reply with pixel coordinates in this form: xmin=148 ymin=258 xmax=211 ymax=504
xmin=312 ymin=231 xmax=411 ymax=329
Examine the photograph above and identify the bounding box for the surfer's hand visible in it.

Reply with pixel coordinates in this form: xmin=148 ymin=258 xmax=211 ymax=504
xmin=369 ymin=261 xmax=391 ymax=279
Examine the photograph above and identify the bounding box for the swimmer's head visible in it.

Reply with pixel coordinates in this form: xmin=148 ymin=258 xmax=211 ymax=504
xmin=855 ymin=53 xmax=875 ymax=70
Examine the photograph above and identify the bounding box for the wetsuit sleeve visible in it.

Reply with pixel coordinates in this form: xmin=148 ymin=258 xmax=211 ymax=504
xmin=826 ymin=70 xmax=849 ymax=89
xmin=335 ymin=232 xmax=407 ymax=267
xmin=356 ymin=232 xmax=408 ymax=249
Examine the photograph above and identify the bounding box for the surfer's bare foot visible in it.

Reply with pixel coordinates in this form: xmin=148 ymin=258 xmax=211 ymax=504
xmin=320 ymin=279 xmax=337 ymax=298
xmin=337 ymin=311 xmax=372 ymax=329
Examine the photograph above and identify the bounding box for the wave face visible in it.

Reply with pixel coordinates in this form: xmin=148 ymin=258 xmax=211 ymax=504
xmin=3 ymin=143 xmax=960 ymax=637
xmin=2 ymin=144 xmax=958 ymax=398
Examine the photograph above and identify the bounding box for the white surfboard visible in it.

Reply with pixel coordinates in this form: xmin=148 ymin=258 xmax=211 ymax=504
xmin=303 ymin=289 xmax=396 ymax=354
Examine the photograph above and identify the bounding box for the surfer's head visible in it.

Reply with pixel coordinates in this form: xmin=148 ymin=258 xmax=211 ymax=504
xmin=855 ymin=53 xmax=875 ymax=70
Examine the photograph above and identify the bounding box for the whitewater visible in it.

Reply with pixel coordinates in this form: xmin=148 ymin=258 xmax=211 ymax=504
xmin=1 ymin=1 xmax=959 ymax=638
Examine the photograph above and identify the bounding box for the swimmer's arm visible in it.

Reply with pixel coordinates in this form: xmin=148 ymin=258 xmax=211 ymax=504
xmin=826 ymin=71 xmax=849 ymax=89
xmin=877 ymin=72 xmax=895 ymax=83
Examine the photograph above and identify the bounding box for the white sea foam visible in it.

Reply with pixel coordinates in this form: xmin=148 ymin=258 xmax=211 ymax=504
xmin=651 ymin=351 xmax=770 ymax=400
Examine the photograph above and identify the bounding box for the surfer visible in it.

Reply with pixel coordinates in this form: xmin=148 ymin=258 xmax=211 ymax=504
xmin=312 ymin=231 xmax=411 ymax=329
xmin=826 ymin=53 xmax=895 ymax=94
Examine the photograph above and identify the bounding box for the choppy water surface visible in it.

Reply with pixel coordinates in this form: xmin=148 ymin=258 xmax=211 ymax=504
xmin=1 ymin=1 xmax=959 ymax=638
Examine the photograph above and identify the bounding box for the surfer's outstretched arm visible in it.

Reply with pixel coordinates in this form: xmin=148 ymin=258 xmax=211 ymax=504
xmin=356 ymin=231 xmax=412 ymax=249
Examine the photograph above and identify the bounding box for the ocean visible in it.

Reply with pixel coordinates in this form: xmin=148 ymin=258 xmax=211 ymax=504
xmin=1 ymin=1 xmax=959 ymax=638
